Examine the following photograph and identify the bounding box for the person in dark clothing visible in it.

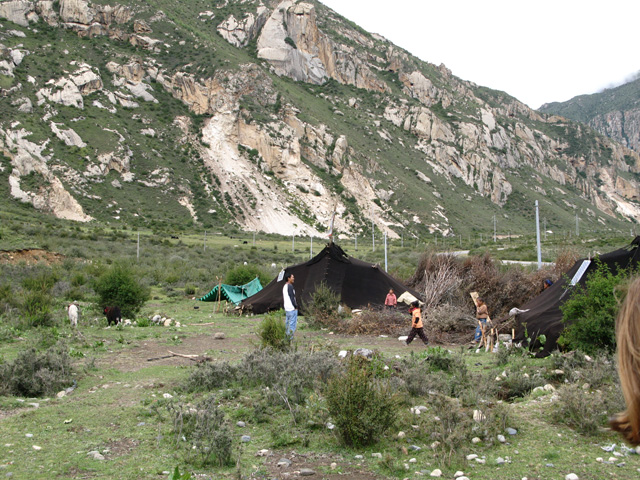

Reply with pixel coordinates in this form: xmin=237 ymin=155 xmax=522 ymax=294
xmin=406 ymin=301 xmax=428 ymax=345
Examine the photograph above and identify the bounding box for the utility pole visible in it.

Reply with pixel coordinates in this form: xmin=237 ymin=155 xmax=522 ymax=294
xmin=535 ymin=200 xmax=542 ymax=270
xmin=493 ymin=215 xmax=496 ymax=242
xmin=371 ymin=205 xmax=375 ymax=252
xmin=384 ymin=232 xmax=388 ymax=272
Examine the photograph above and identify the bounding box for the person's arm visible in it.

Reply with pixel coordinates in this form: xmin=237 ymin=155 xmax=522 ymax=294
xmin=288 ymin=284 xmax=298 ymax=309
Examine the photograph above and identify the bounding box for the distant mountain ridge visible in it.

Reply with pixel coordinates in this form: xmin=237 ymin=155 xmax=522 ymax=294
xmin=539 ymin=75 xmax=640 ymax=153
xmin=0 ymin=0 xmax=638 ymax=239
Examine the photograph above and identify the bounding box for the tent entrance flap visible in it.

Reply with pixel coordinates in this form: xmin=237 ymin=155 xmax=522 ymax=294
xmin=198 ymin=277 xmax=263 ymax=305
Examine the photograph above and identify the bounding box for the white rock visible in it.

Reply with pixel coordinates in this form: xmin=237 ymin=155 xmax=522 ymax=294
xmin=543 ymin=384 xmax=556 ymax=391
xmin=472 ymin=437 xmax=481 ymax=444
xmin=213 ymin=332 xmax=225 ymax=339
xmin=473 ymin=410 xmax=485 ymax=422
xmin=454 ymin=472 xmax=464 ymax=478
xmin=466 ymin=454 xmax=478 ymax=460
xmin=371 ymin=452 xmax=382 ymax=458
xmin=398 ymin=431 xmax=406 ymax=438
xmin=409 ymin=458 xmax=417 ymax=463
xmin=497 ymin=434 xmax=506 ymax=443
xmin=565 ymin=474 xmax=579 ymax=480
xmin=32 ymin=445 xmax=42 ymax=450
xmin=430 ymin=469 xmax=442 ymax=477
xmin=330 ymin=462 xmax=337 ymax=469
xmin=595 ymin=457 xmax=603 ymax=462
xmin=163 ymin=393 xmax=173 ymax=399
xmin=475 ymin=458 xmax=486 ymax=464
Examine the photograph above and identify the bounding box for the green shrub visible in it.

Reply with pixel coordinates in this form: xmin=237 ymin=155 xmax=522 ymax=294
xmin=551 ymin=383 xmax=625 ymax=435
xmin=256 ymin=310 xmax=289 ymax=351
xmin=184 ymin=285 xmax=196 ymax=296
xmin=224 ymin=264 xmax=267 ymax=286
xmin=21 ymin=289 xmax=54 ymax=328
xmin=93 ymin=263 xmax=150 ymax=318
xmin=0 ymin=343 xmax=74 ymax=397
xmin=325 ymin=356 xmax=398 ymax=447
xmin=560 ymin=260 xmax=634 ymax=354
xmin=183 ymin=360 xmax=238 ymax=392
xmin=166 ymin=396 xmax=233 ymax=467
xmin=305 ymin=281 xmax=340 ymax=328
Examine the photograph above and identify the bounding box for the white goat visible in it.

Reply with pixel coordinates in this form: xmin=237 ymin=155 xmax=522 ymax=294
xmin=68 ymin=303 xmax=79 ymax=327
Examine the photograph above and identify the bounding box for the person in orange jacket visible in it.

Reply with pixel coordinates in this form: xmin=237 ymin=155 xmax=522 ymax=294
xmin=406 ymin=301 xmax=428 ymax=345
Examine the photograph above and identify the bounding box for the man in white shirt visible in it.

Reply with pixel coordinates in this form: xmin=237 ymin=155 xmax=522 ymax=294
xmin=282 ymin=273 xmax=298 ymax=338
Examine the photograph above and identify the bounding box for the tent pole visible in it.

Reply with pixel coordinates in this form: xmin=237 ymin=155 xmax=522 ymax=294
xmin=216 ymin=276 xmax=222 ymax=313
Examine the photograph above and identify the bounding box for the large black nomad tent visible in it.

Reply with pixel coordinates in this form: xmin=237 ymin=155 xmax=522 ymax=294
xmin=241 ymin=243 xmax=422 ymax=314
xmin=513 ymin=236 xmax=640 ymax=356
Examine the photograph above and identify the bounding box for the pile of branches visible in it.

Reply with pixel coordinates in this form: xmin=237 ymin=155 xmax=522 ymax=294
xmin=406 ymin=248 xmax=580 ymax=342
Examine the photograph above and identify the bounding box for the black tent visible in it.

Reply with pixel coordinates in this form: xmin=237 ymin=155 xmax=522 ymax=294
xmin=513 ymin=236 xmax=640 ymax=356
xmin=241 ymin=243 xmax=422 ymax=314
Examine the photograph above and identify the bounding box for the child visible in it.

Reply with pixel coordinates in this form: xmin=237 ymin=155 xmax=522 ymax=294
xmin=406 ymin=301 xmax=428 ymax=346
xmin=610 ymin=276 xmax=640 ymax=445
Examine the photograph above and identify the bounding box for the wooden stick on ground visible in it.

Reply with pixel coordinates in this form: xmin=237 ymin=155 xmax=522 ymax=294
xmin=147 ymin=351 xmax=201 ymax=362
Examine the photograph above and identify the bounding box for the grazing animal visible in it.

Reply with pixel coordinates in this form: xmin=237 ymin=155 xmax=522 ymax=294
xmin=68 ymin=303 xmax=79 ymax=327
xmin=104 ymin=306 xmax=122 ymax=326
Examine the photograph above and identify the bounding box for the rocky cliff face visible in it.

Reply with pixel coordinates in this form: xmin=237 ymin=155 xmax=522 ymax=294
xmin=0 ymin=0 xmax=638 ymax=236
xmin=589 ymin=109 xmax=640 ymax=153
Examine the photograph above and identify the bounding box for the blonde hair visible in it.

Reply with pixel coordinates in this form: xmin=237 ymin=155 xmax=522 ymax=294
xmin=610 ymin=276 xmax=640 ymax=445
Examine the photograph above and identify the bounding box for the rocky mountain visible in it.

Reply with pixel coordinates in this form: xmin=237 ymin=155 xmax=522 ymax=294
xmin=0 ymin=0 xmax=638 ymax=240
xmin=539 ymin=75 xmax=640 ymax=155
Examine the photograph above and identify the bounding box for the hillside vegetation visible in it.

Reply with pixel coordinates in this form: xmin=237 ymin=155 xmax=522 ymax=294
xmin=0 ymin=0 xmax=638 ymax=240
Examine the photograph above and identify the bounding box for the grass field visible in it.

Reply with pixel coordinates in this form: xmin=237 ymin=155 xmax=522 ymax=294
xmin=0 ymin=291 xmax=639 ymax=479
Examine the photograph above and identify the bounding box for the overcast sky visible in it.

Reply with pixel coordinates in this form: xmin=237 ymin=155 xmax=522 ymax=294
xmin=319 ymin=0 xmax=640 ymax=109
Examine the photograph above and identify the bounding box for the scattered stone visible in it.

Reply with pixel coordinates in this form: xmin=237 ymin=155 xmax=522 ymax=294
xmin=56 ymin=390 xmax=66 ymax=398
xmin=430 ymin=469 xmax=442 ymax=477
xmin=237 ymin=421 xmax=246 ymax=428
xmin=454 ymin=472 xmax=464 ymax=478
xmin=545 ymin=463 xmax=554 ymax=467
xmin=32 ymin=445 xmax=41 ymax=451
xmin=409 ymin=458 xmax=417 ymax=463
xmin=300 ymin=468 xmax=315 ymax=476
xmin=543 ymin=384 xmax=556 ymax=391
xmin=596 ymin=457 xmax=603 ymax=463
xmin=473 ymin=410 xmax=485 ymax=422
xmin=608 ymin=457 xmax=617 ymax=463
xmin=398 ymin=431 xmax=406 ymax=439
xmin=27 ymin=403 xmax=39 ymax=408
xmin=87 ymin=451 xmax=104 ymax=460
xmin=466 ymin=454 xmax=478 ymax=461
xmin=25 ymin=434 xmax=33 ymax=438
xmin=277 ymin=458 xmax=292 ymax=467
xmin=565 ymin=474 xmax=579 ymax=480
xmin=497 ymin=434 xmax=506 ymax=443
xmin=213 ymin=332 xmax=225 ymax=340
xmin=371 ymin=452 xmax=382 ymax=458
xmin=163 ymin=393 xmax=173 ymax=399
xmin=353 ymin=348 xmax=374 ymax=359
xmin=256 ymin=449 xmax=269 ymax=457
xmin=330 ymin=462 xmax=337 ymax=469
xmin=354 ymin=455 xmax=363 ymax=460
xmin=458 ymin=477 xmax=470 ymax=480
xmin=553 ymin=369 xmax=564 ymax=375
xmin=338 ymin=350 xmax=348 ymax=358
xmin=137 ymin=422 xmax=145 ymax=426
xmin=326 ymin=422 xmax=335 ymax=430
xmin=506 ymin=428 xmax=518 ymax=435
xmin=496 ymin=457 xmax=505 ymax=465
xmin=240 ymin=435 xmax=251 ymax=442
xmin=430 ymin=441 xmax=440 ymax=449
xmin=475 ymin=458 xmax=486 ymax=464
xmin=409 ymin=445 xmax=421 ymax=451
xmin=472 ymin=437 xmax=481 ymax=444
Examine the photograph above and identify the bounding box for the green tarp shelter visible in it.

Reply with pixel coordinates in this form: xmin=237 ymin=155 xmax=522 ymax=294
xmin=198 ymin=277 xmax=263 ymax=305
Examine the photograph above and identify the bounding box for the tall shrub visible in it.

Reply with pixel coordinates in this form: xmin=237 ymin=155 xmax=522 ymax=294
xmin=560 ymin=260 xmax=633 ymax=354
xmin=93 ymin=263 xmax=149 ymax=318
xmin=325 ymin=356 xmax=397 ymax=447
